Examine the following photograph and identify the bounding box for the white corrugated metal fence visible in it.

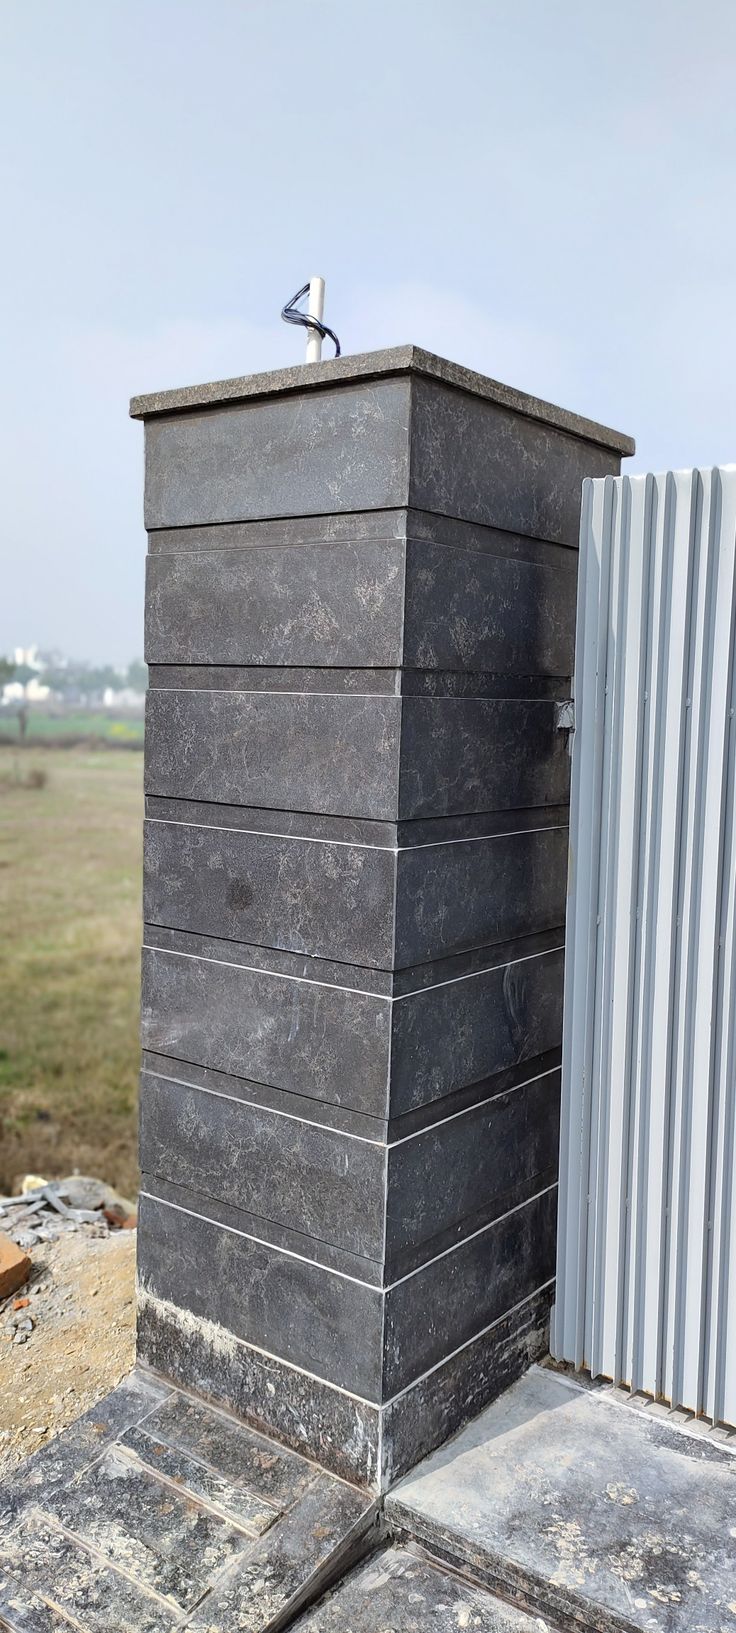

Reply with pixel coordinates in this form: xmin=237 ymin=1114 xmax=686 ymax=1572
xmin=552 ymin=465 xmax=736 ymax=1424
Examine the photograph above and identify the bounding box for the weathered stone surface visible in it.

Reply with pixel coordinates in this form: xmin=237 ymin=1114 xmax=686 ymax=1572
xmin=383 ymin=1187 xmax=557 ymax=1396
xmin=0 ymin=1371 xmax=376 ymax=1633
xmin=136 ymin=1285 xmax=554 ymax=1491
xmin=133 ymin=1390 xmax=315 ymax=1507
xmin=137 ymin=1178 xmax=556 ymax=1406
xmin=45 ymin=1442 xmax=245 ymax=1609
xmin=187 ymin=1474 xmax=377 ymax=1631
xmin=291 ymin=1544 xmax=557 ymax=1632
xmin=119 ymin=1425 xmax=281 ymax=1534
xmin=381 ymin=1287 xmax=552 ymax=1488
xmin=139 ymin=1068 xmax=386 ymax=1260
xmin=0 ymin=1371 xmax=172 ymax=1523
xmin=141 ymin=378 xmax=412 ymax=530
xmin=137 ymin=1299 xmax=382 ymax=1488
xmin=0 ymin=1511 xmax=180 ymax=1633
xmin=385 ymin=1067 xmax=560 ymax=1272
xmin=387 ymin=1366 xmax=736 ymax=1633
xmin=137 ymin=1189 xmax=385 ymax=1398
xmin=145 ymin=535 xmax=406 ymax=667
xmin=143 ymin=813 xmax=567 ymax=970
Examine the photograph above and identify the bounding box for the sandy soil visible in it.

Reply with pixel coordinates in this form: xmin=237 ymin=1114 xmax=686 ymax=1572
xmin=0 ymin=1226 xmax=136 ymax=1473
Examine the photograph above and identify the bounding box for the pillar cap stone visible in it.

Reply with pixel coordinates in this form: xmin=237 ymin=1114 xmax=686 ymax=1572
xmin=130 ymin=343 xmax=635 ymax=458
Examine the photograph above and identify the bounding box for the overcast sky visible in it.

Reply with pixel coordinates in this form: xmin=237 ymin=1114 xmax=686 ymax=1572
xmin=2 ymin=0 xmax=734 ymax=663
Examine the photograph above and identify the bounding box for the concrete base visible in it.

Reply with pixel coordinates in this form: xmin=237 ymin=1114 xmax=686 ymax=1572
xmin=386 ymin=1365 xmax=736 ymax=1633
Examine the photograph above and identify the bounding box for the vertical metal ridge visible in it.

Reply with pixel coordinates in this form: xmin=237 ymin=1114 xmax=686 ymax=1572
xmin=554 ymin=476 xmax=615 ymax=1365
xmin=585 ymin=476 xmax=623 ymax=1377
xmin=553 ymin=465 xmax=736 ymax=1424
xmin=620 ymin=472 xmax=658 ymax=1390
xmin=703 ymin=469 xmax=736 ymax=1422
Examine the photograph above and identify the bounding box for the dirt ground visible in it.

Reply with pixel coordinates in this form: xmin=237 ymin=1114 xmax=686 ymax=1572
xmin=0 ymin=1225 xmax=137 ymax=1473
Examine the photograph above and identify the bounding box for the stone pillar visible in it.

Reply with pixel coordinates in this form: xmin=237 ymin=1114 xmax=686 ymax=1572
xmin=131 ymin=346 xmax=632 ymax=1491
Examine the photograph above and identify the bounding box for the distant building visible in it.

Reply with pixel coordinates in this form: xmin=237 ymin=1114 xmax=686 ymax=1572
xmin=3 ymin=676 xmax=51 ymax=703
xmin=3 ymin=643 xmax=51 ymax=703
xmin=102 ymin=686 xmax=146 ymax=710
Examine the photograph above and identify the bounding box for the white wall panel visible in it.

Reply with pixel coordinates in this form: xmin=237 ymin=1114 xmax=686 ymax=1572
xmin=552 ymin=467 xmax=736 ymax=1423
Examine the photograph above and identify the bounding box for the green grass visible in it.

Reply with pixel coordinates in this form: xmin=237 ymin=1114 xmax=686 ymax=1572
xmin=0 ymin=748 xmax=142 ymax=1197
xmin=0 ymin=710 xmax=144 ymax=743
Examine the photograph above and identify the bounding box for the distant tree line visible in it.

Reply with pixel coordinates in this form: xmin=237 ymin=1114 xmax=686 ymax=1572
xmin=0 ymin=655 xmax=147 ymax=702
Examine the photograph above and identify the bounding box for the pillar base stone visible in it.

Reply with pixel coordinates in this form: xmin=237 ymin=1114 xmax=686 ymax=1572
xmin=137 ymin=1284 xmax=553 ymax=1492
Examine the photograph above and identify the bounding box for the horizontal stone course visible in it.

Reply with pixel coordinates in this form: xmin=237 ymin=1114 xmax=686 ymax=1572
xmin=143 ymin=814 xmax=567 ymax=970
xmin=137 ymin=1188 xmax=385 ymax=1398
xmin=146 ymin=1171 xmax=384 ymax=1283
xmin=139 ymin=1068 xmax=387 ymax=1261
xmin=142 ymin=378 xmax=412 ymax=530
xmin=408 ymin=374 xmax=620 ymax=541
xmin=383 ymin=1185 xmax=557 ymax=1396
xmin=140 ymin=937 xmax=393 ymax=1118
xmin=137 ymin=1181 xmax=556 ymax=1402
xmin=139 ymin=1060 xmax=560 ymax=1277
xmin=145 ymin=687 xmax=569 ymax=819
xmin=145 ymin=535 xmax=407 ymax=668
xmin=385 ymin=1067 xmax=560 ymax=1273
xmin=136 ymin=354 xmax=629 ymax=538
xmin=140 ymin=927 xmax=564 ymax=1120
xmin=144 ymin=517 xmax=575 ymax=677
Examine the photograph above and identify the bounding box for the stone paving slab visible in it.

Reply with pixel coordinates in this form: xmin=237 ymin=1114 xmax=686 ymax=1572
xmin=291 ymin=1543 xmax=563 ymax=1631
xmin=188 ymin=1475 xmax=374 ymax=1632
xmin=0 ymin=1368 xmax=376 ymax=1633
xmin=386 ymin=1365 xmax=736 ymax=1633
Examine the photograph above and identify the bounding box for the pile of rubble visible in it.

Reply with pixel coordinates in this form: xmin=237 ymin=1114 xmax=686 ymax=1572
xmin=0 ymin=1175 xmax=136 ymax=1305
xmin=0 ymin=1175 xmax=138 ymax=1471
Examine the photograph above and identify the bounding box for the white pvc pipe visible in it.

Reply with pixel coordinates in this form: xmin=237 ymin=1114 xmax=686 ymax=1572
xmin=306 ymin=276 xmax=325 ymax=363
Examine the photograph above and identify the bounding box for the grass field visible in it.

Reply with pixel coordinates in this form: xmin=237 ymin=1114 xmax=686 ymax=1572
xmin=0 ymin=710 xmax=144 ymax=744
xmin=0 ymin=748 xmax=142 ymax=1197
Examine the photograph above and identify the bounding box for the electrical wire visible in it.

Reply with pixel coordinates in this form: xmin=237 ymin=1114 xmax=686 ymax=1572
xmin=281 ymin=283 xmax=341 ymax=357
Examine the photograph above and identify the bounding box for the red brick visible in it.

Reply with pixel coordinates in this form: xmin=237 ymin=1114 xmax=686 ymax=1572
xmin=0 ymin=1237 xmax=32 ymax=1300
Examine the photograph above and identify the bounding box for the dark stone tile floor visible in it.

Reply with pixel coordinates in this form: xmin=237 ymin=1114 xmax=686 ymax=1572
xmin=0 ymin=1368 xmax=377 ymax=1633
xmin=387 ymin=1364 xmax=736 ymax=1633
xmin=291 ymin=1543 xmax=564 ymax=1630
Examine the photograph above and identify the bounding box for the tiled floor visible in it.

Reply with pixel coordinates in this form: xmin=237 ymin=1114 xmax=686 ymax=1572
xmin=291 ymin=1544 xmax=564 ymax=1630
xmin=0 ymin=1369 xmax=376 ymax=1633
xmin=387 ymin=1364 xmax=736 ymax=1633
